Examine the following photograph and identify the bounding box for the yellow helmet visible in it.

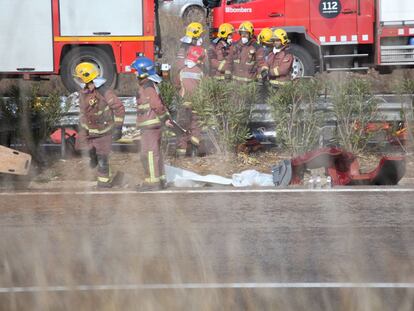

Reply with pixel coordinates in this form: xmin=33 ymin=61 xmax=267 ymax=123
xmin=185 ymin=22 xmax=204 ymax=39
xmin=258 ymin=28 xmax=273 ymax=44
xmin=272 ymin=28 xmax=289 ymax=45
xmin=74 ymin=62 xmax=100 ymax=84
xmin=218 ymin=23 xmax=235 ymax=39
xmin=238 ymin=21 xmax=254 ymax=35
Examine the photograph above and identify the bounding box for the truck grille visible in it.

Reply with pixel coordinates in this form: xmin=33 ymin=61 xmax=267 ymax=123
xmin=381 ymin=45 xmax=414 ymax=64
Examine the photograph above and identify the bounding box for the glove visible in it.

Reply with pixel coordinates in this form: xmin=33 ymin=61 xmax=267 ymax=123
xmin=260 ymin=69 xmax=269 ymax=80
xmin=112 ymin=127 xmax=123 ymax=141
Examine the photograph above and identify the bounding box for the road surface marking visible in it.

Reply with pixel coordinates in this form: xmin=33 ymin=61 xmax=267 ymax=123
xmin=1 ymin=188 xmax=414 ymax=196
xmin=1 ymin=283 xmax=414 ymax=293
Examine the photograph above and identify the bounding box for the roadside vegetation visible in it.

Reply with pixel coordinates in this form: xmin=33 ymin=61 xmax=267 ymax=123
xmin=0 ymin=85 xmax=62 ymax=165
xmin=190 ymin=78 xmax=258 ymax=155
xmin=267 ymin=78 xmax=324 ymax=156
xmin=329 ymin=77 xmax=379 ymax=154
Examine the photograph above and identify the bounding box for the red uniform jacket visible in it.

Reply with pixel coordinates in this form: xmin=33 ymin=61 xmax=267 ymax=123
xmin=174 ymin=43 xmax=207 ymax=86
xmin=265 ymin=45 xmax=294 ymax=84
xmin=136 ymin=80 xmax=170 ymax=129
xmin=208 ymin=39 xmax=231 ymax=79
xmin=229 ymin=38 xmax=265 ymax=82
xmin=79 ymin=89 xmax=125 ymax=137
xmin=179 ymin=65 xmax=203 ymax=98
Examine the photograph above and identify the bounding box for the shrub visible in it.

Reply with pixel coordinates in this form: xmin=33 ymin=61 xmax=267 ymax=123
xmin=267 ymin=78 xmax=325 ymax=156
xmin=393 ymin=77 xmax=414 ymax=148
xmin=158 ymin=80 xmax=179 ymax=113
xmin=330 ymin=77 xmax=379 ymax=154
xmin=191 ymin=78 xmax=257 ymax=155
xmin=0 ymin=85 xmax=62 ymax=163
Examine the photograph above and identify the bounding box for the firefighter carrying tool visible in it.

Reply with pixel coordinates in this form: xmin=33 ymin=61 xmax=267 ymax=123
xmin=132 ymin=56 xmax=174 ymax=191
xmin=175 ymin=46 xmax=204 ymax=157
xmin=74 ymin=62 xmax=125 ymax=188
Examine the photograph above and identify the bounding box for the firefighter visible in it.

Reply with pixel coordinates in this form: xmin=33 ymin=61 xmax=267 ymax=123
xmin=175 ymin=46 xmax=205 ymax=157
xmin=229 ymin=21 xmax=264 ymax=83
xmin=131 ymin=56 xmax=173 ymax=191
xmin=74 ymin=62 xmax=125 ymax=188
xmin=208 ymin=23 xmax=234 ymax=80
xmin=263 ymin=28 xmax=294 ymax=87
xmin=256 ymin=27 xmax=275 ymax=102
xmin=174 ymin=22 xmax=205 ymax=79
xmin=257 ymin=27 xmax=274 ymax=59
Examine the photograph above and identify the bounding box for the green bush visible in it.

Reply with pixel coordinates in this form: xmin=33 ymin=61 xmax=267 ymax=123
xmin=267 ymin=79 xmax=325 ymax=156
xmin=158 ymin=80 xmax=179 ymax=112
xmin=394 ymin=77 xmax=414 ymax=95
xmin=0 ymin=85 xmax=62 ymax=162
xmin=330 ymin=77 xmax=379 ymax=154
xmin=191 ymin=78 xmax=257 ymax=155
xmin=393 ymin=77 xmax=414 ymax=148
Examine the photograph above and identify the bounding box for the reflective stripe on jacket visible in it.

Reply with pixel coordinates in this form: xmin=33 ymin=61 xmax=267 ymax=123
xmin=229 ymin=39 xmax=264 ymax=82
xmin=179 ymin=65 xmax=203 ymax=98
xmin=136 ymin=80 xmax=170 ymax=129
xmin=79 ymin=89 xmax=125 ymax=137
xmin=208 ymin=39 xmax=231 ymax=79
xmin=266 ymin=45 xmax=294 ymax=83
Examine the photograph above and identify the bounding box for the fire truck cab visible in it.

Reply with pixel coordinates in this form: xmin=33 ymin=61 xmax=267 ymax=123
xmin=0 ymin=0 xmax=157 ymax=92
xmin=207 ymin=0 xmax=414 ymax=76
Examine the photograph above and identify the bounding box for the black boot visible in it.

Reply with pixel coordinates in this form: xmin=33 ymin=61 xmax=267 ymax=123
xmin=97 ymin=155 xmax=112 ymax=188
xmin=89 ymin=148 xmax=98 ymax=168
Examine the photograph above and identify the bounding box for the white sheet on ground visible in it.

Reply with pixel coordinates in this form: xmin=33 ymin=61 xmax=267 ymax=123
xmin=232 ymin=170 xmax=274 ymax=187
xmin=165 ymin=165 xmax=274 ymax=187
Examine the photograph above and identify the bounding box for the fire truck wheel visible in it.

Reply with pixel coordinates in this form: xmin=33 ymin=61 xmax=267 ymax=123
xmin=289 ymin=44 xmax=315 ymax=79
xmin=60 ymin=47 xmax=116 ymax=93
xmin=183 ymin=6 xmax=206 ymax=24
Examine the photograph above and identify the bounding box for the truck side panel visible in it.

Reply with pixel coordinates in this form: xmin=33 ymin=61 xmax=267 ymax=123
xmin=59 ymin=0 xmax=144 ymax=36
xmin=0 ymin=0 xmax=54 ymax=72
xmin=285 ymin=0 xmax=310 ymax=30
xmin=309 ymin=0 xmax=359 ymax=45
xmin=379 ymin=0 xmax=414 ymax=23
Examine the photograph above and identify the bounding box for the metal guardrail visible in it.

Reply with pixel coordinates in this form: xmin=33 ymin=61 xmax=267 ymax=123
xmin=1 ymin=93 xmax=413 ymax=157
xmin=58 ymin=95 xmax=138 ymax=127
xmin=249 ymin=94 xmax=414 ymax=127
xmin=59 ymin=93 xmax=414 ymax=128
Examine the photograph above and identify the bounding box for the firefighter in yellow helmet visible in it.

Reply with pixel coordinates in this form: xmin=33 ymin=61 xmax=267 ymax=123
xmin=263 ymin=28 xmax=294 ymax=87
xmin=74 ymin=62 xmax=125 ymax=188
xmin=229 ymin=21 xmax=264 ymax=83
xmin=174 ymin=22 xmax=206 ymax=80
xmin=208 ymin=23 xmax=234 ymax=80
xmin=257 ymin=28 xmax=274 ymax=57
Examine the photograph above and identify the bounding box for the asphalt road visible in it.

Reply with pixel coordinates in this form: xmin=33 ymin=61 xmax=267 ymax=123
xmin=0 ymin=188 xmax=413 ymax=310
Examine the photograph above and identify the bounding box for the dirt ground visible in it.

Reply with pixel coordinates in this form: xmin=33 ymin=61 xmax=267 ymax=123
xmin=22 ymin=143 xmax=413 ymax=190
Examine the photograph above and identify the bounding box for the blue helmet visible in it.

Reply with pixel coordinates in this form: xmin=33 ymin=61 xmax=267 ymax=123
xmin=131 ymin=56 xmax=162 ymax=83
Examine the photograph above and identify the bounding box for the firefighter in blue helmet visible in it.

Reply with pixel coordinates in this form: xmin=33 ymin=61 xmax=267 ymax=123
xmin=131 ymin=56 xmax=173 ymax=191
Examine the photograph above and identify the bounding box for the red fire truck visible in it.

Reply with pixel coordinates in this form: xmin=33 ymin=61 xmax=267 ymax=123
xmin=0 ymin=0 xmax=158 ymax=92
xmin=207 ymin=0 xmax=414 ymax=77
